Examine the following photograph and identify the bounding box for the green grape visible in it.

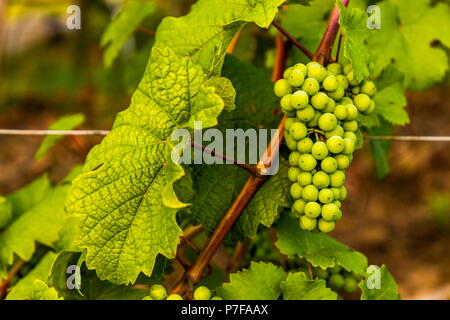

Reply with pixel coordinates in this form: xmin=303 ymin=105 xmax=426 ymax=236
xmin=329 ymin=266 xmax=342 ymax=273
xmin=318 ymin=113 xmax=338 ymax=132
xmin=149 ymin=284 xmax=167 ymax=300
xmin=283 ymin=67 xmax=294 ymax=79
xmin=314 ymin=267 xmax=329 ymax=279
xmin=311 ymin=92 xmax=329 ymax=110
xmin=292 ymin=199 xmax=306 ymax=215
xmin=334 ymin=201 xmax=342 ymax=210
xmin=330 ymin=171 xmax=345 ymax=188
xmin=290 ymin=183 xmax=303 ymax=199
xmin=302 ymin=78 xmax=320 ymax=96
xmin=288 ymin=151 xmax=301 ymax=166
xmin=297 ymin=137 xmax=313 ymax=153
xmin=343 ymin=131 xmax=357 ymax=143
xmin=167 ymin=294 xmax=184 ymax=300
xmin=291 ymin=90 xmax=309 ymax=109
xmin=300 ymin=215 xmax=317 ymax=231
xmin=293 ymin=63 xmax=308 ymax=75
xmin=310 ymin=142 xmax=329 ymax=160
xmin=211 ymin=296 xmax=224 ymax=300
xmin=326 ymin=63 xmax=342 ymax=76
xmin=323 ymin=75 xmax=338 ymax=91
xmin=327 ymin=86 xmax=345 ymax=100
xmin=343 ymin=63 xmax=352 ymax=75
xmin=342 ymin=277 xmax=358 ymax=294
xmin=302 ymin=185 xmax=319 ymax=202
xmin=304 ymin=201 xmax=322 ymax=218
xmin=331 ymin=188 xmax=341 ymax=200
xmin=312 ymin=171 xmax=330 ymax=189
xmin=328 ymin=273 xmax=345 ymax=290
xmin=307 ymin=62 xmax=327 ymax=82
xmin=297 ymin=105 xmax=315 ymax=122
xmin=339 ymin=186 xmax=347 ymax=201
xmin=343 ymin=120 xmax=358 ymax=132
xmin=326 ymin=136 xmax=345 ymax=154
xmin=297 ymin=172 xmax=313 ymax=186
xmin=298 ymin=154 xmax=318 ymax=171
xmin=342 ymin=138 xmax=355 ymax=154
xmin=365 ymin=99 xmax=376 ymax=114
xmin=319 ymin=188 xmax=334 ymax=204
xmin=323 ymin=98 xmax=336 ymax=113
xmin=194 ymin=286 xmax=212 ymax=300
xmin=289 ymin=122 xmax=308 ymax=140
xmin=318 ymin=219 xmax=335 ymax=233
xmin=321 ymin=203 xmax=340 ymax=221
xmin=321 ymin=157 xmax=338 ymax=173
xmin=143 ymin=296 xmax=153 ymax=300
xmin=335 ymin=154 xmax=350 ymax=170
xmin=345 ymin=104 xmax=359 ymax=120
xmin=346 ymin=71 xmax=360 ymax=86
xmin=307 ymin=111 xmax=322 ymax=127
xmin=336 ymin=75 xmax=349 ymax=90
xmin=288 ymin=167 xmax=301 ymax=182
xmin=325 ymin=125 xmax=344 ymax=138
xmin=280 ymin=94 xmax=293 ymax=112
xmin=285 ymin=133 xmax=299 ymax=151
xmin=353 ymin=93 xmax=371 ymax=112
xmin=284 ymin=117 xmax=295 ymax=131
xmin=352 ymin=86 xmax=360 ymax=95
xmin=340 ymin=97 xmax=353 ymax=105
xmin=333 ymin=104 xmax=348 ymax=120
xmin=274 ymin=79 xmax=292 ymax=97
xmin=288 ymin=70 xmax=305 ymax=87
xmin=361 ymin=80 xmax=377 ymax=97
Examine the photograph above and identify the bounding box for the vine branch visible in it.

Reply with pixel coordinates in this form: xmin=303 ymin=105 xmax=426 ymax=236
xmin=271 ymin=21 xmax=314 ymax=60
xmin=0 ymin=259 xmax=26 ymax=299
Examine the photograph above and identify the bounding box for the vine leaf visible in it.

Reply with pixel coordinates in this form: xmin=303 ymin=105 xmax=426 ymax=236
xmin=275 ymin=214 xmax=368 ymax=275
xmin=281 ymin=272 xmax=338 ymax=300
xmin=35 ymin=113 xmax=85 ymax=159
xmin=25 ymin=280 xmax=64 ymax=300
xmin=369 ymin=120 xmax=393 ymax=179
xmin=0 ymin=196 xmax=13 ymax=229
xmin=101 ymin=0 xmax=157 ymax=67
xmin=360 ymin=265 xmax=400 ymax=300
xmin=217 ymin=261 xmax=287 ymax=300
xmin=367 ymin=0 xmax=450 ymax=90
xmin=66 ymin=47 xmax=225 ymax=285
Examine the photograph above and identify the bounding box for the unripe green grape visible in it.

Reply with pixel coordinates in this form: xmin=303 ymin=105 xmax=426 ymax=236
xmin=285 ymin=133 xmax=299 ymax=151
xmin=284 ymin=117 xmax=295 ymax=132
xmin=297 ymin=105 xmax=315 ymax=122
xmin=287 ymin=70 xmax=305 ymax=87
xmin=293 ymin=63 xmax=308 ymax=75
xmin=346 ymin=71 xmax=360 ymax=86
xmin=321 ymin=203 xmax=340 ymax=221
xmin=353 ymin=93 xmax=371 ymax=112
xmin=319 ymin=188 xmax=334 ymax=204
xmin=333 ymin=104 xmax=348 ymax=120
xmin=307 ymin=111 xmax=322 ymax=127
xmin=274 ymin=79 xmax=292 ymax=97
xmin=291 ymin=90 xmax=309 ymax=109
xmin=330 ymin=266 xmax=342 ymax=273
xmin=352 ymin=86 xmax=360 ymax=95
xmin=297 ymin=137 xmax=313 ymax=153
xmin=307 ymin=62 xmax=327 ymax=82
xmin=343 ymin=131 xmax=357 ymax=143
xmin=298 ymin=153 xmax=317 ymax=171
xmin=334 ymin=201 xmax=342 ymax=210
xmin=318 ymin=113 xmax=338 ymax=131
xmin=340 ymin=186 xmax=348 ymax=201
xmin=323 ymin=98 xmax=336 ymax=113
xmin=345 ymin=104 xmax=359 ymax=120
xmin=328 ymin=273 xmax=344 ymax=290
xmin=292 ymin=199 xmax=306 ymax=214
xmin=300 ymin=215 xmax=317 ymax=231
xmin=335 ymin=209 xmax=343 ymax=221
xmin=330 ymin=170 xmax=345 ymax=188
xmin=318 ymin=219 xmax=335 ymax=233
xmin=326 ymin=136 xmax=345 ymax=154
xmin=143 ymin=296 xmax=153 ymax=300
xmin=290 ymin=183 xmax=303 ymax=199
xmin=149 ymin=284 xmax=167 ymax=300
xmin=289 ymin=151 xmax=301 ymax=166
xmin=314 ymin=267 xmax=329 ymax=279
xmin=364 ymin=99 xmax=375 ymax=115
xmin=327 ymin=86 xmax=345 ymax=100
xmin=312 ymin=171 xmax=331 ymax=189
xmin=342 ymin=138 xmax=355 ymax=154
xmin=326 ymin=63 xmax=342 ymax=76
xmin=311 ymin=141 xmax=329 ymax=160
xmin=167 ymin=294 xmax=184 ymax=300
xmin=361 ymin=80 xmax=377 ymax=97
xmin=347 ymin=154 xmax=353 ymax=163
xmin=325 ymin=125 xmax=344 ymax=138
xmin=283 ymin=67 xmax=294 ymax=79
xmin=280 ymin=94 xmax=293 ymax=111
xmin=302 ymin=78 xmax=320 ymax=96
xmin=311 ymin=92 xmax=329 ymax=110
xmin=343 ymin=63 xmax=352 ymax=75
xmin=323 ymin=75 xmax=338 ymax=91
xmin=289 ymin=122 xmax=308 ymax=140
xmin=331 ymin=188 xmax=341 ymax=200
xmin=321 ymin=157 xmax=338 ymax=173
xmin=304 ymin=201 xmax=322 ymax=218
xmin=302 ymin=185 xmax=319 ymax=202
xmin=194 ymin=286 xmax=212 ymax=300
xmin=297 ymin=171 xmax=312 ymax=186
xmin=342 ymin=277 xmax=358 ymax=294
xmin=340 ymin=97 xmax=353 ymax=105
xmin=336 ymin=75 xmax=349 ymax=90
xmin=343 ymin=120 xmax=358 ymax=132
xmin=288 ymin=167 xmax=301 ymax=182
xmin=211 ymin=296 xmax=224 ymax=300
xmin=335 ymin=154 xmax=350 ymax=170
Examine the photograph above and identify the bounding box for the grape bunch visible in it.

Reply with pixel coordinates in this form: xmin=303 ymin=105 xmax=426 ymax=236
xmin=143 ymin=284 xmax=223 ymax=300
xmin=313 ymin=266 xmax=361 ymax=295
xmin=274 ymin=61 xmax=376 ymax=232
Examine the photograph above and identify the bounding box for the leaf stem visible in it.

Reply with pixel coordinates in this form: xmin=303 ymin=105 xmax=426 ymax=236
xmin=0 ymin=259 xmax=26 ymax=299
xmin=271 ymin=20 xmax=314 ymax=60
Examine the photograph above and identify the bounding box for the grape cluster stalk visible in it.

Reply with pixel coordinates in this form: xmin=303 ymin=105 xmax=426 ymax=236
xmin=274 ymin=61 xmax=376 ymax=233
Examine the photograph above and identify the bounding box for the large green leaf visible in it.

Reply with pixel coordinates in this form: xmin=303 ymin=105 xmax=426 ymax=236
xmin=66 ymin=47 xmax=225 ymax=285
xmin=360 ymin=265 xmax=400 ymax=300
xmin=101 ymin=0 xmax=157 ymax=67
xmin=369 ymin=120 xmax=393 ymax=179
xmin=281 ymin=272 xmax=337 ymax=300
xmin=0 ymin=196 xmax=13 ymax=228
xmin=217 ymin=261 xmax=286 ymax=299
xmin=275 ymin=214 xmax=368 ymax=274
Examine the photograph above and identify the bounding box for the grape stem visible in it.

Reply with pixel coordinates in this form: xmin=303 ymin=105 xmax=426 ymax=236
xmin=271 ymin=21 xmax=314 ymax=60
xmin=0 ymin=259 xmax=26 ymax=299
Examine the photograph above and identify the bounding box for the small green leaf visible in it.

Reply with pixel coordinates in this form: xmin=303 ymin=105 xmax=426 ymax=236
xmin=281 ymin=272 xmax=338 ymax=300
xmin=360 ymin=265 xmax=400 ymax=300
xmin=35 ymin=113 xmax=85 ymax=159
xmin=217 ymin=261 xmax=286 ymax=300
xmin=26 ymin=280 xmax=64 ymax=300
